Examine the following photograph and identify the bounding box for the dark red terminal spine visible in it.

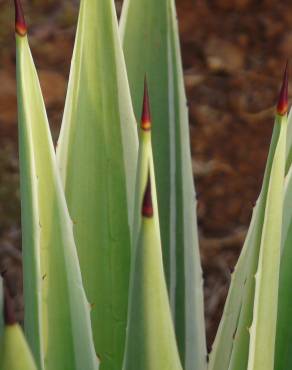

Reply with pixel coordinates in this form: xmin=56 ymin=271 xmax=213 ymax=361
xmin=277 ymin=61 xmax=289 ymax=116
xmin=14 ymin=0 xmax=27 ymax=36
xmin=142 ymin=173 xmax=153 ymax=218
xmin=141 ymin=78 xmax=152 ymax=131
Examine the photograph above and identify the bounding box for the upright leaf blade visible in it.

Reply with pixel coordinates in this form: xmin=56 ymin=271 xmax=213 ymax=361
xmin=123 ymin=120 xmax=182 ymax=369
xmin=284 ymin=109 xmax=292 ymax=174
xmin=247 ymin=113 xmax=286 ymax=370
xmin=57 ymin=1 xmax=138 ymax=369
xmin=0 ymin=287 xmax=37 ymax=370
xmin=271 ymin=163 xmax=292 ymax=370
xmin=0 ymin=325 xmax=37 ymax=370
xmin=120 ymin=1 xmax=206 ymax=368
xmin=15 ymin=7 xmax=98 ymax=368
xmin=208 ymin=122 xmax=281 ymax=370
xmin=209 ymin=66 xmax=288 ymax=370
xmin=275 ymin=97 xmax=292 ymax=369
xmin=246 ymin=67 xmax=288 ymax=370
xmin=131 ymin=81 xmax=160 ymax=253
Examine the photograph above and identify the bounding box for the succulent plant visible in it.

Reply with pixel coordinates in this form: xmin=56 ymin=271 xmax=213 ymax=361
xmin=0 ymin=0 xmax=291 ymax=370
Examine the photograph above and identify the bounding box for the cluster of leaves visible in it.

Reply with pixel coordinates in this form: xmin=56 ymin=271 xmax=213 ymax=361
xmin=0 ymin=1 xmax=291 ymax=370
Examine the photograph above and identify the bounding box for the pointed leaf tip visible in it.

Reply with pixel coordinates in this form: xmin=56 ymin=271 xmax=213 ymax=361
xmin=277 ymin=61 xmax=289 ymax=116
xmin=142 ymin=172 xmax=153 ymax=218
xmin=14 ymin=0 xmax=27 ymax=36
xmin=141 ymin=78 xmax=151 ymax=131
xmin=4 ymin=284 xmax=17 ymax=326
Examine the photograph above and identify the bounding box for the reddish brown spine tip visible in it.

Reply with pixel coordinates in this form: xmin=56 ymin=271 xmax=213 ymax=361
xmin=3 ymin=284 xmax=17 ymax=326
xmin=141 ymin=78 xmax=152 ymax=131
xmin=277 ymin=61 xmax=289 ymax=116
xmin=14 ymin=0 xmax=27 ymax=36
xmin=142 ymin=173 xmax=153 ymax=218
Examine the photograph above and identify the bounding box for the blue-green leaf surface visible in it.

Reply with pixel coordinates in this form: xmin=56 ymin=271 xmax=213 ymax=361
xmin=57 ymin=1 xmax=138 ymax=369
xmin=120 ymin=1 xmax=206 ymax=368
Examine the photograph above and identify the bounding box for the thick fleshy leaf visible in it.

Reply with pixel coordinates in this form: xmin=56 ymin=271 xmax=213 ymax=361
xmin=227 ymin=117 xmax=285 ymax=369
xmin=209 ymin=93 xmax=287 ymax=370
xmin=0 ymin=283 xmax=37 ymax=370
xmin=16 ymin=31 xmax=98 ymax=370
xmin=208 ymin=122 xmax=281 ymax=370
xmin=120 ymin=1 xmax=206 ymax=368
xmin=122 ymin=118 xmax=182 ymax=370
xmin=0 ymin=325 xmax=37 ymax=370
xmin=56 ymin=1 xmax=138 ymax=369
xmin=131 ymin=82 xmax=160 ymax=253
xmin=275 ymin=116 xmax=292 ymax=370
xmin=247 ymin=112 xmax=286 ymax=370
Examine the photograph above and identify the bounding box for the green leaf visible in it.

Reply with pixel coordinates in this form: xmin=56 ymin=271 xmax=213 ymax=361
xmin=247 ymin=113 xmax=286 ymax=370
xmin=208 ymin=117 xmax=284 ymax=370
xmin=209 ymin=67 xmax=288 ymax=370
xmin=275 ymin=112 xmax=292 ymax=370
xmin=0 ymin=283 xmax=37 ymax=370
xmin=56 ymin=0 xmax=138 ymax=369
xmin=285 ymin=109 xmax=292 ymax=174
xmin=120 ymin=1 xmax=206 ymax=368
xmin=131 ymin=83 xmax=160 ymax=252
xmin=0 ymin=325 xmax=37 ymax=370
xmin=16 ymin=34 xmax=98 ymax=370
xmin=122 ymin=120 xmax=182 ymax=370
xmin=0 ymin=278 xmax=3 ymax=340
xmin=227 ymin=277 xmax=254 ymax=370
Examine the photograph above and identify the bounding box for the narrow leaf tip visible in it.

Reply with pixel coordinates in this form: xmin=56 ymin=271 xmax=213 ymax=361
xmin=142 ymin=172 xmax=153 ymax=218
xmin=4 ymin=284 xmax=17 ymax=326
xmin=14 ymin=0 xmax=27 ymax=36
xmin=277 ymin=61 xmax=289 ymax=116
xmin=141 ymin=78 xmax=151 ymax=131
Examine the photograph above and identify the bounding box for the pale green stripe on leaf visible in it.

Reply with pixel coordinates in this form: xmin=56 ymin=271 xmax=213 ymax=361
xmin=17 ymin=56 xmax=43 ymax=369
xmin=281 ymin=157 xmax=292 ymax=253
xmin=57 ymin=1 xmax=138 ymax=369
xmin=16 ymin=35 xmax=98 ymax=370
xmin=120 ymin=1 xmax=206 ymax=368
xmin=285 ymin=109 xmax=292 ymax=174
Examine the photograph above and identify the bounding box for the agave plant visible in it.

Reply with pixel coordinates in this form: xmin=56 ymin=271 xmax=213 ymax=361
xmin=0 ymin=0 xmax=291 ymax=370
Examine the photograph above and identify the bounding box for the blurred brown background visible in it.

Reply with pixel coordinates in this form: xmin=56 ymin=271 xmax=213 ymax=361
xmin=0 ymin=0 xmax=291 ymax=348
